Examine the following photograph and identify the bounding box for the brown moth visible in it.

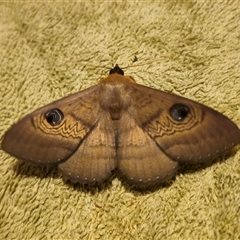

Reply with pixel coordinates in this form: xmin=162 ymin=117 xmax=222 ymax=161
xmin=2 ymin=65 xmax=240 ymax=187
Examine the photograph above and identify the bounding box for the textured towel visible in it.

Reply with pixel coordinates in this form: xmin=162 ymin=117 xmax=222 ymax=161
xmin=1 ymin=2 xmax=240 ymax=239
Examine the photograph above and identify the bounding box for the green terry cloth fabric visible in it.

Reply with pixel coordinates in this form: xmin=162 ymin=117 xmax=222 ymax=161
xmin=0 ymin=2 xmax=240 ymax=239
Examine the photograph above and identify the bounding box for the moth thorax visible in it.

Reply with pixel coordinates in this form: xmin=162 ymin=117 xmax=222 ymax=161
xmin=99 ymin=83 xmax=131 ymax=120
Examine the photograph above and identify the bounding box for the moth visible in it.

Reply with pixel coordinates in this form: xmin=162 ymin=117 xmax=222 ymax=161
xmin=2 ymin=65 xmax=240 ymax=187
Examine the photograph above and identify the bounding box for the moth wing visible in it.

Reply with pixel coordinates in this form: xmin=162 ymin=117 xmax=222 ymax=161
xmin=2 ymin=85 xmax=101 ymax=165
xmin=58 ymin=114 xmax=117 ymax=184
xmin=117 ymin=113 xmax=179 ymax=187
xmin=129 ymin=84 xmax=240 ymax=164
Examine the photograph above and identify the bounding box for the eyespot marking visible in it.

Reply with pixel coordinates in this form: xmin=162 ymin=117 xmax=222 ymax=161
xmin=170 ymin=104 xmax=189 ymax=121
xmin=45 ymin=108 xmax=64 ymax=126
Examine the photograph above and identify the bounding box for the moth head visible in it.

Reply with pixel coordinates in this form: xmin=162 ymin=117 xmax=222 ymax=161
xmin=45 ymin=108 xmax=64 ymax=126
xmin=109 ymin=64 xmax=124 ymax=75
xmin=170 ymin=104 xmax=189 ymax=121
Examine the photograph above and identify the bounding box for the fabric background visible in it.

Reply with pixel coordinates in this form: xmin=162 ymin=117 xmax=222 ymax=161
xmin=0 ymin=2 xmax=240 ymax=239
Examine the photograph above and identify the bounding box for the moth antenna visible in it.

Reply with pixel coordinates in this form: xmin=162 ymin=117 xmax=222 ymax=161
xmin=68 ymin=57 xmax=158 ymax=72
xmin=68 ymin=61 xmax=112 ymax=70
xmin=121 ymin=58 xmax=166 ymax=70
xmin=67 ymin=61 xmax=127 ymax=75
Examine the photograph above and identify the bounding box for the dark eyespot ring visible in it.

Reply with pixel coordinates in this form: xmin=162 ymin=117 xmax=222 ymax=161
xmin=45 ymin=109 xmax=64 ymax=126
xmin=170 ymin=104 xmax=189 ymax=121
